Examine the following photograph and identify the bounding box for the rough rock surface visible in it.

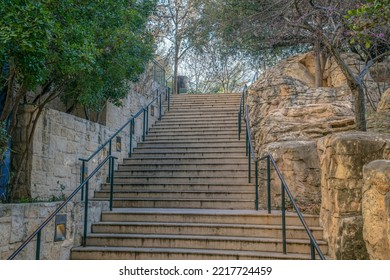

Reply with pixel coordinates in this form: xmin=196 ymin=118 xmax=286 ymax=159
xmin=378 ymin=88 xmax=390 ymax=112
xmin=248 ymin=52 xmax=355 ymax=212
xmin=362 ymin=160 xmax=390 ymax=260
xmin=317 ymin=132 xmax=390 ymax=259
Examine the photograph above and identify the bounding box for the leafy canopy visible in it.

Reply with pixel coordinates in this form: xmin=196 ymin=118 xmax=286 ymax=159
xmin=0 ymin=0 xmax=156 ymax=110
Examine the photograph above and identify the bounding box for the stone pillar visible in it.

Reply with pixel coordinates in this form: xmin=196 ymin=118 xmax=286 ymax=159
xmin=362 ymin=160 xmax=390 ymax=259
xmin=317 ymin=131 xmax=390 ymax=259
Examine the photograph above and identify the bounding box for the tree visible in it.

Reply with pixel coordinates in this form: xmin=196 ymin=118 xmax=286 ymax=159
xmin=193 ymin=0 xmax=390 ymax=131
xmin=153 ymin=0 xmax=197 ymax=94
xmin=0 ymin=0 xmax=155 ymax=199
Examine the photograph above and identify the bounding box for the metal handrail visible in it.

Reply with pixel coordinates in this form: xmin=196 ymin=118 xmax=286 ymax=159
xmin=8 ymin=155 xmax=117 ymax=260
xmin=238 ymin=85 xmax=325 ymax=260
xmin=9 ymin=79 xmax=171 ymax=260
xmin=79 ymin=87 xmax=170 ymax=200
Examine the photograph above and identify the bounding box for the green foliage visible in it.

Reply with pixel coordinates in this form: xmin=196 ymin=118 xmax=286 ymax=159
xmin=346 ymin=0 xmax=390 ymax=49
xmin=0 ymin=0 xmax=156 ymax=111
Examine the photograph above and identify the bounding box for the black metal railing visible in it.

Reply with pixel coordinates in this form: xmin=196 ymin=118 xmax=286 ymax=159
xmin=8 ymin=81 xmax=171 ymax=260
xmin=238 ymin=84 xmax=325 ymax=260
xmin=79 ymin=87 xmax=171 ymax=202
xmin=8 ymin=155 xmax=116 ymax=260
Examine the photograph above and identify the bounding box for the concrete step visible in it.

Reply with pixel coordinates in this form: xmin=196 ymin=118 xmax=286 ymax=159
xmin=100 ymin=184 xmax=253 ymax=192
xmin=150 ymin=125 xmax=238 ymax=131
xmin=83 ymin=234 xmax=327 ymax=255
xmin=148 ymin=128 xmax=239 ymax=135
xmin=90 ymin=221 xmax=324 ymax=240
xmin=111 ymin=176 xmax=249 ymax=185
xmin=145 ymin=132 xmax=238 ymax=139
xmin=132 ymin=147 xmax=245 ymax=154
xmin=129 ymin=152 xmax=245 ymax=158
xmin=117 ymin=163 xmax=250 ymax=171
xmin=94 ymin=190 xmax=254 ymax=200
xmin=71 ymin=246 xmax=318 ymax=260
xmin=144 ymin=135 xmax=240 ymax=141
xmin=113 ymin=169 xmax=254 ymax=177
xmin=123 ymin=157 xmax=249 ymax=165
xmin=160 ymin=115 xmax=239 ymax=121
xmin=101 ymin=209 xmax=321 ymax=227
xmin=137 ymin=142 xmax=245 ymax=149
xmin=152 ymin=121 xmax=241 ymax=128
xmin=103 ymin=198 xmax=255 ymax=209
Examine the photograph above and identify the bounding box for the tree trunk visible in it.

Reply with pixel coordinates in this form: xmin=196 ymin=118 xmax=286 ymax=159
xmin=326 ymin=45 xmax=367 ymax=131
xmin=314 ymin=41 xmax=323 ymax=87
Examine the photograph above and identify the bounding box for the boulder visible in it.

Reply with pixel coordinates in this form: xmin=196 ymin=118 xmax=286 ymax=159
xmin=362 ymin=160 xmax=390 ymax=259
xmin=317 ymin=132 xmax=390 ymax=259
xmin=248 ymin=52 xmax=355 ymax=213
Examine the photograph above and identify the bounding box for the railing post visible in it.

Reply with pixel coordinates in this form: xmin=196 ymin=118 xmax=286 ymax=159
xmin=310 ymin=240 xmax=316 ymax=260
xmin=238 ymin=106 xmax=242 ymax=140
xmin=36 ymin=230 xmax=41 ymax=260
xmin=129 ymin=119 xmax=134 ymax=158
xmin=159 ymin=90 xmax=162 ymax=120
xmin=83 ymin=180 xmax=89 ymax=247
xmin=109 ymin=157 xmax=115 ymax=211
xmin=108 ymin=140 xmax=112 ymax=181
xmin=142 ymin=108 xmax=146 ymax=141
xmin=245 ymin=125 xmax=248 ymax=157
xmin=146 ymin=107 xmax=149 ymax=136
xmin=281 ymin=181 xmax=286 ymax=254
xmin=247 ymin=130 xmax=251 ymax=184
xmin=168 ymin=87 xmax=170 ymax=112
xmin=267 ymin=155 xmax=271 ymax=214
xmin=255 ymin=161 xmax=259 ymax=211
xmin=80 ymin=160 xmax=85 ymax=201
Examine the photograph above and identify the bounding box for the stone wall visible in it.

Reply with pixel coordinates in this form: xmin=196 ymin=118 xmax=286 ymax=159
xmin=317 ymin=132 xmax=390 ymax=259
xmin=248 ymin=52 xmax=355 ymax=212
xmin=12 ymin=91 xmax=164 ymax=200
xmin=0 ymin=201 xmax=108 ymax=260
xmin=362 ymin=160 xmax=390 ymax=260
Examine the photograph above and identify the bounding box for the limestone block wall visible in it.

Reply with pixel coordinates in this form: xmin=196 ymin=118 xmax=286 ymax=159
xmin=317 ymin=132 xmax=390 ymax=259
xmin=13 ymin=90 xmax=164 ymax=200
xmin=0 ymin=201 xmax=108 ymax=260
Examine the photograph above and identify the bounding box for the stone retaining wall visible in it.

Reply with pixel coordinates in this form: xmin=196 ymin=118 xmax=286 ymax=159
xmin=0 ymin=201 xmax=108 ymax=260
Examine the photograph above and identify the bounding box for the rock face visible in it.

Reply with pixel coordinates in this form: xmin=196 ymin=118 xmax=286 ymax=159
xmin=248 ymin=52 xmax=355 ymax=212
xmin=378 ymin=88 xmax=390 ymax=112
xmin=317 ymin=132 xmax=390 ymax=259
xmin=362 ymin=160 xmax=390 ymax=260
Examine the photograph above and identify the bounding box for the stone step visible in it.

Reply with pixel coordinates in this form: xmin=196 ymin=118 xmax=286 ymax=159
xmin=90 ymin=221 xmax=324 ymax=240
xmin=94 ymin=190 xmax=254 ymax=200
xmin=104 ymin=198 xmax=255 ymax=209
xmin=113 ymin=169 xmax=254 ymax=177
xmin=144 ymin=135 xmax=240 ymax=141
xmin=100 ymin=209 xmax=321 ymax=227
xmin=99 ymin=184 xmax=253 ymax=192
xmin=152 ymin=121 xmax=241 ymax=128
xmin=149 ymin=125 xmax=238 ymax=132
xmin=111 ymin=175 xmax=249 ymax=185
xmin=132 ymin=147 xmax=245 ymax=154
xmin=148 ymin=128 xmax=239 ymax=134
xmin=71 ymin=246 xmax=317 ymax=260
xmin=160 ymin=115 xmax=239 ymax=121
xmin=83 ymin=234 xmax=327 ymax=255
xmin=145 ymin=132 xmax=238 ymax=138
xmin=164 ymin=104 xmax=240 ymax=109
xmin=137 ymin=142 xmax=245 ymax=149
xmin=123 ymin=157 xmax=249 ymax=164
xmin=141 ymin=139 xmax=245 ymax=145
xmin=117 ymin=163 xmax=250 ymax=171
xmin=129 ymin=152 xmax=245 ymax=158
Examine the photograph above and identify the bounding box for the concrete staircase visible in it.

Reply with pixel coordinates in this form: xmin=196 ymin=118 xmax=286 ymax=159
xmin=71 ymin=93 xmax=328 ymax=260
